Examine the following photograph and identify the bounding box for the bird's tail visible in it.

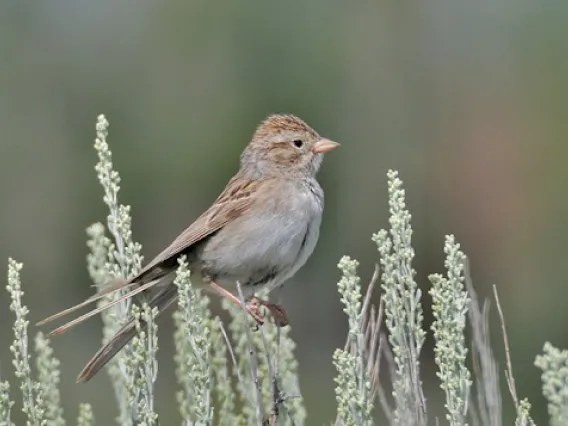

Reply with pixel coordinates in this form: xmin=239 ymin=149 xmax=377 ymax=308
xmin=36 ymin=278 xmax=136 ymax=328
xmin=37 ymin=268 xmax=176 ymax=382
xmin=37 ymin=277 xmax=161 ymax=336
xmin=76 ymin=284 xmax=178 ymax=382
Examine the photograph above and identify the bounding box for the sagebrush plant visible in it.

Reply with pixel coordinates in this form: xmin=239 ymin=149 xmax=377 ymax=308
xmin=535 ymin=343 xmax=568 ymax=426
xmin=429 ymin=236 xmax=471 ymax=426
xmin=333 ymin=256 xmax=374 ymax=426
xmin=172 ymin=256 xmax=214 ymax=424
xmin=1 ymin=114 xmax=567 ymax=425
xmin=373 ymin=171 xmax=427 ymax=426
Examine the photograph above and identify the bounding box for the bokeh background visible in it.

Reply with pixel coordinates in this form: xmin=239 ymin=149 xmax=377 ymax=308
xmin=1 ymin=1 xmax=567 ymax=424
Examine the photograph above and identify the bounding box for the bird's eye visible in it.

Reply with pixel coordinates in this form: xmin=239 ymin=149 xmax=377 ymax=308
xmin=293 ymin=139 xmax=303 ymax=148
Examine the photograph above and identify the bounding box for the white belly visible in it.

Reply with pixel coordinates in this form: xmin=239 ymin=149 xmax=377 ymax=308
xmin=199 ymin=181 xmax=323 ymax=293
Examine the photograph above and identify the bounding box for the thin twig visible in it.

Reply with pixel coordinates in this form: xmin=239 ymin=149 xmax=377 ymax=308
xmin=470 ymin=339 xmax=485 ymax=426
xmin=366 ymin=306 xmax=376 ymax=372
xmin=259 ymin=323 xmax=296 ymax=426
xmin=274 ymin=324 xmax=281 ymax=379
xmin=370 ymin=300 xmax=384 ymax=400
xmin=335 ymin=264 xmax=381 ymax=426
xmin=257 ymin=324 xmax=278 ymax=425
xmin=361 ymin=265 xmax=380 ymax=322
xmin=273 ymin=325 xmax=282 ymax=425
xmin=236 ymin=282 xmax=266 ymax=426
xmin=219 ymin=321 xmax=255 ymax=408
xmin=377 ymin=333 xmax=394 ymax=424
xmin=492 ymin=285 xmax=518 ymax=406
xmin=344 ymin=265 xmax=380 ymax=352
xmin=271 ymin=327 xmax=280 ymax=426
xmin=269 ymin=288 xmax=283 ymax=425
xmin=465 ymin=257 xmax=501 ymax=426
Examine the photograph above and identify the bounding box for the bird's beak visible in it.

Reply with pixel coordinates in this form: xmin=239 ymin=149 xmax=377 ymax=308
xmin=312 ymin=138 xmax=340 ymax=154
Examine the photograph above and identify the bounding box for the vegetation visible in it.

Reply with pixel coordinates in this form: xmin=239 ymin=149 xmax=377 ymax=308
xmin=0 ymin=115 xmax=566 ymax=425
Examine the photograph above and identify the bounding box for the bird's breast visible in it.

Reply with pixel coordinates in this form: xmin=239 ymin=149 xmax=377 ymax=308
xmin=198 ymin=179 xmax=323 ymax=292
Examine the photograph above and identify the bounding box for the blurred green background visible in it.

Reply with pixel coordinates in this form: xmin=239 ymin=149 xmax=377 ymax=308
xmin=1 ymin=1 xmax=567 ymax=424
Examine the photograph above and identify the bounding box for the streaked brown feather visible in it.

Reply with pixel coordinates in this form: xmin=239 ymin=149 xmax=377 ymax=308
xmin=36 ymin=278 xmax=133 ymax=326
xmin=128 ymin=175 xmax=262 ymax=280
xmin=47 ymin=278 xmax=161 ymax=336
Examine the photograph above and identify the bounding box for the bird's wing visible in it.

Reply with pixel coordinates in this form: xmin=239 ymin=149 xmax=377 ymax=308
xmin=37 ymin=175 xmax=267 ymax=329
xmin=131 ymin=175 xmax=265 ymax=281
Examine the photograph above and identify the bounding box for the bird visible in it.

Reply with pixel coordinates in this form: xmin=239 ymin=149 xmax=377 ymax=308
xmin=38 ymin=113 xmax=339 ymax=383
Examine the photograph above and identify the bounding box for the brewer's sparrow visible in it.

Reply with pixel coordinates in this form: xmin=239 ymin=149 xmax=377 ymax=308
xmin=39 ymin=113 xmax=339 ymax=382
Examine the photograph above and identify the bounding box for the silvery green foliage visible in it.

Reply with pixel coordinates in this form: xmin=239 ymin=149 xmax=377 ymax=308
xmin=222 ymin=288 xmax=305 ymax=426
xmin=535 ymin=342 xmax=568 ymax=425
xmin=337 ymin=257 xmax=363 ymax=341
xmin=3 ymin=121 xmax=559 ymax=426
xmin=90 ymin=114 xmax=155 ymax=425
xmin=429 ymin=236 xmax=471 ymax=426
xmin=7 ymin=258 xmax=47 ymax=426
xmin=126 ymin=304 xmax=159 ymax=426
xmin=93 ymin=114 xmax=144 ymax=283
xmin=333 ymin=256 xmax=373 ymax=426
xmin=221 ymin=301 xmax=252 ymax=423
xmin=515 ymin=399 xmax=536 ymax=426
xmin=86 ymin=223 xmax=112 ymax=288
xmin=0 ymin=377 xmax=14 ymax=426
xmin=85 ymin=223 xmax=132 ymax=420
xmin=255 ymin=291 xmax=306 ymax=425
xmin=222 ymin=297 xmax=256 ymax=424
xmin=209 ymin=318 xmax=238 ymax=426
xmin=34 ymin=332 xmax=65 ymax=426
xmin=91 ymin=117 xmax=133 ymax=424
xmin=333 ymin=349 xmax=362 ymax=426
xmin=76 ymin=403 xmax=94 ymax=426
xmin=372 ymin=170 xmax=426 ymax=426
xmin=173 ymin=257 xmax=214 ymax=425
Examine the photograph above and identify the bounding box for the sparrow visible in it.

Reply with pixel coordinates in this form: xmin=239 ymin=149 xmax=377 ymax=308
xmin=38 ymin=113 xmax=339 ymax=382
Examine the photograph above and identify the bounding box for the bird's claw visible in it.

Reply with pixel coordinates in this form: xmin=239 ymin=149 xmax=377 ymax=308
xmin=245 ymin=301 xmax=265 ymax=327
xmin=246 ymin=296 xmax=289 ymax=327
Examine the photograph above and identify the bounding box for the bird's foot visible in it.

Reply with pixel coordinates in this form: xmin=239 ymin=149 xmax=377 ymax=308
xmin=208 ymin=281 xmax=267 ymax=326
xmin=247 ymin=296 xmax=289 ymax=327
xmin=245 ymin=301 xmax=265 ymax=326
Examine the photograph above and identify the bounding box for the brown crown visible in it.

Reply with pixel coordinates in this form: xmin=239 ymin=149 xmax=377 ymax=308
xmin=253 ymin=114 xmax=319 ymax=141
